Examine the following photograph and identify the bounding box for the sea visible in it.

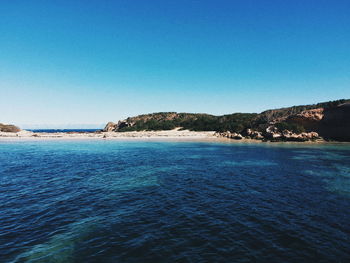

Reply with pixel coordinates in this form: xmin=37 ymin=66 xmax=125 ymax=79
xmin=0 ymin=140 xmax=349 ymax=262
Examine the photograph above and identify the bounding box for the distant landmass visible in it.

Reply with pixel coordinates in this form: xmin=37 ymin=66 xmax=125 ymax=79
xmin=2 ymin=99 xmax=350 ymax=142
xmin=104 ymin=99 xmax=350 ymax=141
xmin=0 ymin=123 xmax=21 ymax=133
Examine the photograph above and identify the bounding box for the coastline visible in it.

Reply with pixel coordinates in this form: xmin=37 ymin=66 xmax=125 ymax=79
xmin=1 ymin=130 xmax=350 ymax=145
xmin=0 ymin=130 xmax=220 ymax=141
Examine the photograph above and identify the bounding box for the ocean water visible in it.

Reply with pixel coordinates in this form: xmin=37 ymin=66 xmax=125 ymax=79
xmin=0 ymin=140 xmax=350 ymax=262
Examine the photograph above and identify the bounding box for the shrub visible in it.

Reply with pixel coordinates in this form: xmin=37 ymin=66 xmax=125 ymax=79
xmin=275 ymin=122 xmax=305 ymax=133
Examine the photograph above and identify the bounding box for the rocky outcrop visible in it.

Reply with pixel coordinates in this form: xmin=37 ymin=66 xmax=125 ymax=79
xmin=103 ymin=120 xmax=133 ymax=132
xmin=264 ymin=126 xmax=282 ymax=140
xmin=104 ymin=122 xmax=116 ymax=132
xmin=246 ymin=129 xmax=264 ymax=140
xmin=215 ymin=127 xmax=320 ymax=142
xmin=285 ymin=103 xmax=350 ymax=141
xmin=216 ymin=131 xmax=243 ymax=140
xmin=0 ymin=123 xmax=20 ymax=133
xmin=318 ymin=103 xmax=350 ymax=141
xmin=286 ymin=108 xmax=324 ymax=131
xmin=264 ymin=126 xmax=320 ymax=142
xmin=294 ymin=108 xmax=324 ymax=121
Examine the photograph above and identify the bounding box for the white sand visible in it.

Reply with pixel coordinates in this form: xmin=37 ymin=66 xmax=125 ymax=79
xmin=1 ymin=130 xmax=342 ymax=144
xmin=0 ymin=129 xmax=224 ymax=141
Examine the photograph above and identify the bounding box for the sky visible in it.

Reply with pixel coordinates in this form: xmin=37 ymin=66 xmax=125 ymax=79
xmin=0 ymin=0 xmax=349 ymax=128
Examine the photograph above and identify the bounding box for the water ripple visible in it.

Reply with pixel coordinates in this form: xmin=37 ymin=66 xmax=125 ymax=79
xmin=0 ymin=141 xmax=350 ymax=262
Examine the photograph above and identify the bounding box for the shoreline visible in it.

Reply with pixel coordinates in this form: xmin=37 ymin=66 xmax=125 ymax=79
xmin=1 ymin=130 xmax=349 ymax=145
xmin=0 ymin=130 xmax=220 ymax=141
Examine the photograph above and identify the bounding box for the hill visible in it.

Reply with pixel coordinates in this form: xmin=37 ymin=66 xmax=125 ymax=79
xmin=104 ymin=99 xmax=350 ymax=141
xmin=104 ymin=112 xmax=258 ymax=133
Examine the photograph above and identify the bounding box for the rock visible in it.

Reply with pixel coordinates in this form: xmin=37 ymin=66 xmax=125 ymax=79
xmin=263 ymin=125 xmax=322 ymax=142
xmin=272 ymin=133 xmax=282 ymax=139
xmin=290 ymin=108 xmax=324 ymax=122
xmin=264 ymin=126 xmax=282 ymax=140
xmin=266 ymin=126 xmax=278 ymax=134
xmin=230 ymin=133 xmax=243 ymax=140
xmin=279 ymin=130 xmax=320 ymax=141
xmin=301 ymin=132 xmax=320 ymax=140
xmin=215 ymin=131 xmax=243 ymax=140
xmin=286 ymin=108 xmax=324 ymax=131
xmin=246 ymin=129 xmax=264 ymax=140
xmin=116 ymin=120 xmax=132 ymax=129
xmin=103 ymin=122 xmax=116 ymax=132
xmin=103 ymin=120 xmax=133 ymax=132
xmin=286 ymin=103 xmax=350 ymax=141
xmin=318 ymin=103 xmax=350 ymax=141
xmin=282 ymin=130 xmax=292 ymax=137
xmin=309 ymin=131 xmax=319 ymax=138
xmin=221 ymin=131 xmax=232 ymax=138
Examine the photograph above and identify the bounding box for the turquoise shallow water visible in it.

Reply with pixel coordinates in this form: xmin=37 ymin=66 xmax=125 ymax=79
xmin=0 ymin=140 xmax=350 ymax=262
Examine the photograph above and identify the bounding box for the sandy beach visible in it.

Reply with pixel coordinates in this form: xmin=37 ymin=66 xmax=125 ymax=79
xmin=2 ymin=130 xmax=349 ymax=145
xmin=0 ymin=130 xmax=223 ymax=141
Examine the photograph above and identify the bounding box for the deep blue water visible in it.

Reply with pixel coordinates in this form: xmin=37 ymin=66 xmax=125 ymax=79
xmin=28 ymin=129 xmax=100 ymax=133
xmin=0 ymin=140 xmax=350 ymax=262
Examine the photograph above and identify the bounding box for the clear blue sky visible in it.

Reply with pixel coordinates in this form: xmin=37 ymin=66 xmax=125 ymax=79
xmin=1 ymin=0 xmax=349 ymax=128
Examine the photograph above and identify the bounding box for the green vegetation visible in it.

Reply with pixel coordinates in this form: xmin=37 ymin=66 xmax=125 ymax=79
xmin=118 ymin=113 xmax=257 ymax=133
xmin=275 ymin=122 xmax=305 ymax=133
xmin=109 ymin=99 xmax=349 ymax=134
xmin=120 ymin=120 xmax=176 ymax=131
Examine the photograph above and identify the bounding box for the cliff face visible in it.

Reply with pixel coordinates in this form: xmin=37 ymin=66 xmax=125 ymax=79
xmin=285 ymin=103 xmax=350 ymax=141
xmin=0 ymin=123 xmax=21 ymax=133
xmin=104 ymin=99 xmax=350 ymax=141
xmin=286 ymin=108 xmax=324 ymax=131
xmin=319 ymin=103 xmax=350 ymax=141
